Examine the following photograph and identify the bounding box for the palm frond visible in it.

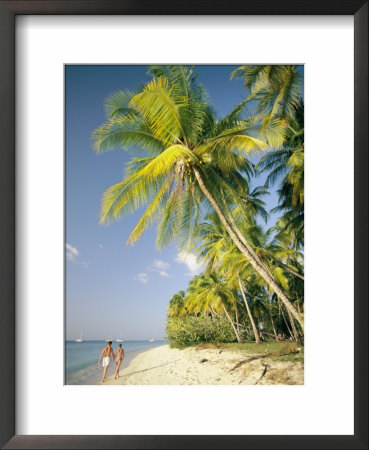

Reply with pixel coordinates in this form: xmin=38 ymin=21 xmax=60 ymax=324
xmin=104 ymin=89 xmax=138 ymax=118
xmin=92 ymin=114 xmax=164 ymax=155
xmin=129 ymin=77 xmax=187 ymax=146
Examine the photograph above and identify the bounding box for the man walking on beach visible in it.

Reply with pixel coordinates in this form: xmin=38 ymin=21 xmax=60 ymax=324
xmin=98 ymin=341 xmax=115 ymax=383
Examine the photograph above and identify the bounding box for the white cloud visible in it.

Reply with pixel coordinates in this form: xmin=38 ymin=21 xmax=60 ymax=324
xmin=66 ymin=243 xmax=79 ymax=261
xmin=134 ymin=272 xmax=148 ymax=284
xmin=149 ymin=259 xmax=171 ymax=277
xmin=66 ymin=243 xmax=90 ymax=269
xmin=175 ymin=252 xmax=204 ymax=276
xmin=98 ymin=244 xmax=104 ymax=249
xmin=152 ymin=259 xmax=170 ymax=271
xmin=159 ymin=270 xmax=170 ymax=277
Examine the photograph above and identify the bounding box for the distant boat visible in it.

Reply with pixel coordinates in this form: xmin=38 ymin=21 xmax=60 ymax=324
xmin=105 ymin=335 xmax=113 ymax=342
xmin=116 ymin=331 xmax=124 ymax=343
xmin=148 ymin=338 xmax=155 ymax=342
xmin=75 ymin=330 xmax=84 ymax=343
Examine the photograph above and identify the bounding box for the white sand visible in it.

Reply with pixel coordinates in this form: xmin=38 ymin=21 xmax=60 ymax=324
xmin=104 ymin=344 xmax=304 ymax=385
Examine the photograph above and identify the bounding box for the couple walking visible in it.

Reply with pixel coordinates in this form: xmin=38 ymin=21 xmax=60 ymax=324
xmin=97 ymin=341 xmax=124 ymax=382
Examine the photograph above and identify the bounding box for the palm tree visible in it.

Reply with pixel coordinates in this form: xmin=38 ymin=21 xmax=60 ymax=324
xmin=168 ymin=290 xmax=186 ymax=318
xmin=199 ymin=211 xmax=303 ymax=343
xmin=195 ymin=213 xmax=229 ymax=273
xmin=230 ymin=65 xmax=303 ymax=123
xmin=258 ymin=100 xmax=304 ymax=249
xmin=185 ymin=272 xmax=243 ymax=343
xmin=231 ymin=66 xmax=304 ymax=248
xmin=196 ymin=212 xmax=264 ymax=344
xmin=92 ymin=65 xmax=303 ymax=330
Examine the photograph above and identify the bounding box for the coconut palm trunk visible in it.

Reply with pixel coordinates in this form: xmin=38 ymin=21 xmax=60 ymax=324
xmin=237 ymin=275 xmax=261 ymax=344
xmin=267 ymin=301 xmax=279 ymax=341
xmin=222 ymin=305 xmax=242 ymax=343
xmin=234 ymin=305 xmax=240 ymax=335
xmin=221 ymin=191 xmax=304 ymax=335
xmin=221 ymin=188 xmax=274 ymax=276
xmin=296 ymin=298 xmax=301 ymax=314
xmin=287 ymin=308 xmax=301 ymax=345
xmin=263 ymin=251 xmax=304 ymax=280
xmin=279 ymin=299 xmax=294 ymax=340
xmin=271 ymin=317 xmax=279 ymax=342
xmin=193 ymin=166 xmax=304 ymax=331
xmin=209 ymin=306 xmax=215 ymax=318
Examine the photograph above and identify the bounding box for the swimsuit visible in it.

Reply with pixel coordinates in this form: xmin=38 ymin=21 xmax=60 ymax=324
xmin=102 ymin=356 xmax=110 ymax=367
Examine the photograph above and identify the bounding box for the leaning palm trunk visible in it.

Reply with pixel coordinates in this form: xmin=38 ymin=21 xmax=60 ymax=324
xmin=222 ymin=305 xmax=243 ymax=343
xmin=237 ymin=275 xmax=261 ymax=344
xmin=209 ymin=307 xmax=215 ymax=318
xmin=279 ymin=299 xmax=294 ymax=340
xmin=264 ymin=251 xmax=304 ymax=280
xmin=286 ymin=307 xmax=301 ymax=345
xmin=221 ymin=189 xmax=274 ymax=276
xmin=193 ymin=167 xmax=304 ymax=331
xmin=234 ymin=306 xmax=240 ymax=335
xmin=268 ymin=303 xmax=279 ymax=342
xmin=296 ymin=298 xmax=302 ymax=314
xmin=222 ymin=192 xmax=305 ymax=334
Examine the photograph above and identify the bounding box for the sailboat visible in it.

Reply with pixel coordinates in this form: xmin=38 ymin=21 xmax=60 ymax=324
xmin=116 ymin=331 xmax=124 ymax=343
xmin=75 ymin=330 xmax=84 ymax=343
xmin=148 ymin=338 xmax=155 ymax=342
xmin=105 ymin=335 xmax=113 ymax=342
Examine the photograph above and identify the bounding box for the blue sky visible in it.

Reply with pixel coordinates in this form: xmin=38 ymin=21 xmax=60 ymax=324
xmin=65 ymin=65 xmax=296 ymax=341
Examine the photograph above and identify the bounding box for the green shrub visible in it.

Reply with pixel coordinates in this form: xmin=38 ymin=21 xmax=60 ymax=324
xmin=166 ymin=315 xmax=236 ymax=348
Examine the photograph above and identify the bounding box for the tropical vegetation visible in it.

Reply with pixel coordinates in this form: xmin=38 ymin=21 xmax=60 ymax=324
xmin=92 ymin=64 xmax=304 ymax=348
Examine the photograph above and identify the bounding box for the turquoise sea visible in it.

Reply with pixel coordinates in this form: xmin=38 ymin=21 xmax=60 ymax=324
xmin=65 ymin=340 xmax=166 ymax=385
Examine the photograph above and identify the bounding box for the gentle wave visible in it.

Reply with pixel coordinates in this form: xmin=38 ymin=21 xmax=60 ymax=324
xmin=65 ymin=340 xmax=166 ymax=385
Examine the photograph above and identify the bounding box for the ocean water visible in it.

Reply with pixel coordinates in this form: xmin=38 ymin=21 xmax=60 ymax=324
xmin=65 ymin=340 xmax=166 ymax=385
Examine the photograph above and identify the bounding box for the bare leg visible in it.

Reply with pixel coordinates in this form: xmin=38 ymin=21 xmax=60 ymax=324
xmin=101 ymin=365 xmax=108 ymax=382
xmin=115 ymin=360 xmax=122 ymax=378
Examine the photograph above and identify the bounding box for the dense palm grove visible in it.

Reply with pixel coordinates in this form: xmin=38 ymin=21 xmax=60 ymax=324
xmin=93 ymin=65 xmax=304 ymax=347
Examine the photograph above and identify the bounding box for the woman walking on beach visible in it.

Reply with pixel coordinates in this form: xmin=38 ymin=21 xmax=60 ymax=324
xmin=98 ymin=341 xmax=115 ymax=382
xmin=114 ymin=343 xmax=124 ymax=379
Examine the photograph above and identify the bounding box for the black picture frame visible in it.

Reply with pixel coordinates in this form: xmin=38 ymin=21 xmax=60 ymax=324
xmin=0 ymin=1 xmax=367 ymax=449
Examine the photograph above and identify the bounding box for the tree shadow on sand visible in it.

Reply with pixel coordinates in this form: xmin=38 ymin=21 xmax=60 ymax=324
xmin=121 ymin=359 xmax=182 ymax=378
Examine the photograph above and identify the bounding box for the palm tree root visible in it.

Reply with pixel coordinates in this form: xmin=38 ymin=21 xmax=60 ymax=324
xmin=255 ymin=363 xmax=269 ymax=385
xmin=230 ymin=346 xmax=300 ymax=372
xmin=230 ymin=353 xmax=272 ymax=371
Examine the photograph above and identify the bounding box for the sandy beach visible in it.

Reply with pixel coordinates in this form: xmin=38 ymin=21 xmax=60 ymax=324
xmin=104 ymin=344 xmax=304 ymax=385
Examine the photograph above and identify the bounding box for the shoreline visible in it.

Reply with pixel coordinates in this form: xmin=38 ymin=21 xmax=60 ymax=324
xmin=66 ymin=341 xmax=167 ymax=385
xmin=103 ymin=344 xmax=304 ymax=385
